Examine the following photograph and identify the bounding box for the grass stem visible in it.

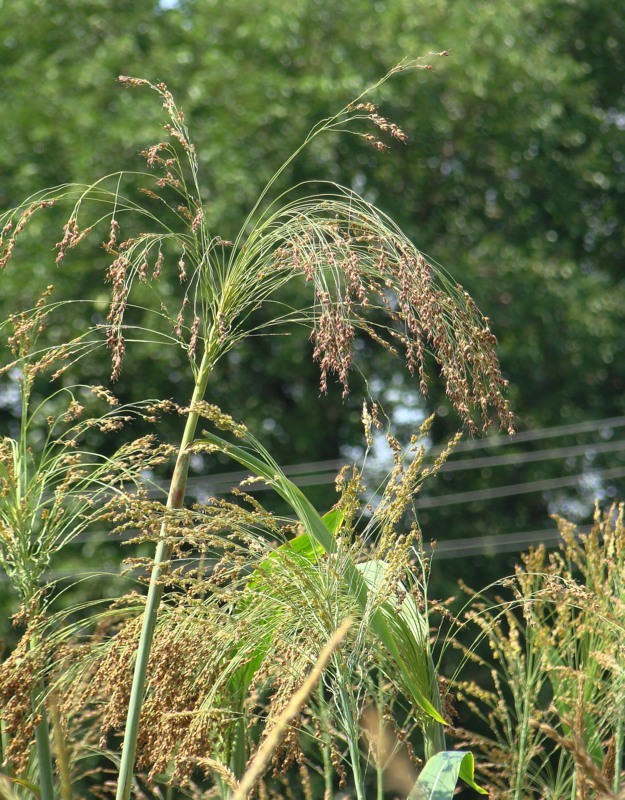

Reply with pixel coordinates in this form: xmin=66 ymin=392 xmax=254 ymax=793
xmin=50 ymin=698 xmax=72 ymax=800
xmin=29 ymin=630 xmax=55 ymax=800
xmin=614 ymin=719 xmax=623 ymax=795
xmin=317 ymin=683 xmax=334 ymax=800
xmin=33 ymin=692 xmax=54 ymax=800
xmin=115 ymin=345 xmax=215 ymax=800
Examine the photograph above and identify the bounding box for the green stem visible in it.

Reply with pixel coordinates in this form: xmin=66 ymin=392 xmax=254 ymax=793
xmin=375 ymin=686 xmax=384 ymax=800
xmin=347 ymin=734 xmax=365 ymax=800
xmin=115 ymin=346 xmax=215 ymax=800
xmin=229 ymin=717 xmax=247 ymax=781
xmin=32 ymin=687 xmax=55 ymax=800
xmin=0 ymin=719 xmax=11 ymax=777
xmin=513 ymin=676 xmax=532 ymax=800
xmin=423 ymin=656 xmax=446 ymax=760
xmin=28 ymin=631 xmax=55 ymax=800
xmin=613 ymin=718 xmax=623 ymax=795
xmin=49 ymin=699 xmax=72 ymax=800
xmin=335 ymin=679 xmax=365 ymax=800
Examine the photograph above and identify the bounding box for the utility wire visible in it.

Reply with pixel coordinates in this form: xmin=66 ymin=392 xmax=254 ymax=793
xmin=415 ymin=466 xmax=625 ymax=509
xmin=51 ymin=462 xmax=625 ymax=546
xmin=3 ymin=417 xmax=623 ymax=583
xmin=66 ymin=436 xmax=625 ymax=543
xmin=177 ymin=436 xmax=625 ymax=495
xmin=429 ymin=526 xmax=590 ymax=559
xmin=176 ymin=415 xmax=625 ymax=494
xmin=437 ymin=414 xmax=625 ymax=454
xmin=437 ymin=438 xmax=625 ymax=473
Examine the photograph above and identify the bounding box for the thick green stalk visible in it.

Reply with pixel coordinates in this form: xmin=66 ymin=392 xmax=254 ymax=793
xmin=513 ymin=674 xmax=533 ymax=800
xmin=32 ymin=687 xmax=55 ymax=800
xmin=375 ymin=680 xmax=384 ymax=800
xmin=28 ymin=630 xmax=55 ymax=800
xmin=50 ymin=698 xmax=72 ymax=800
xmin=0 ymin=719 xmax=9 ymax=773
xmin=18 ymin=375 xmax=54 ymax=800
xmin=348 ymin=737 xmax=365 ymax=800
xmin=423 ymin=663 xmax=446 ymax=759
xmin=116 ymin=346 xmax=215 ymax=800
xmin=229 ymin=718 xmax=247 ymax=781
xmin=337 ymin=681 xmax=365 ymax=800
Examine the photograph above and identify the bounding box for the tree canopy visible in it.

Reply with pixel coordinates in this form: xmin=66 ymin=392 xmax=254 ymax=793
xmin=1 ymin=0 xmax=624 ymax=596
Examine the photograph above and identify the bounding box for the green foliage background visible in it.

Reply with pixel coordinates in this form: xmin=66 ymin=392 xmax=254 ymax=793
xmin=1 ymin=0 xmax=624 ymax=609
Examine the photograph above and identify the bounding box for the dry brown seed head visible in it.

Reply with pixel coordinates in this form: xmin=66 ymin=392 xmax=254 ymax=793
xmin=118 ymin=75 xmax=150 ymax=87
xmin=188 ymin=315 xmax=201 ymax=359
xmin=104 ymin=218 xmax=120 ymax=253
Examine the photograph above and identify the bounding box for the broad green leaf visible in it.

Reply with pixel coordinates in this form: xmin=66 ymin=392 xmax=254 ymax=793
xmin=200 ymin=430 xmax=446 ymax=729
xmin=244 ymin=506 xmax=338 ymax=596
xmin=357 ymin=558 xmax=445 ymax=753
xmin=407 ymin=751 xmax=486 ymax=800
xmin=321 ymin=506 xmax=345 ymax=535
xmin=246 ymin=528 xmax=324 ymax=591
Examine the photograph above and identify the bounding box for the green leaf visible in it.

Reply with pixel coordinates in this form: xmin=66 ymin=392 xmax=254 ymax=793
xmin=407 ymin=751 xmax=486 ymax=800
xmin=321 ymin=506 xmax=345 ymax=536
xmin=356 ymin=559 xmax=446 ymax=751
xmin=246 ymin=506 xmax=340 ymax=594
xmin=228 ymin=507 xmax=337 ymax=707
xmin=199 ymin=430 xmax=446 ymax=730
xmin=246 ymin=528 xmax=324 ymax=591
xmin=0 ymin=776 xmax=42 ymax=800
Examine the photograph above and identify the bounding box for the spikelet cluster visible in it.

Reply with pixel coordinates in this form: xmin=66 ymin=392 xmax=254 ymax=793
xmin=453 ymin=503 xmax=625 ymax=797
xmin=271 ymin=204 xmax=514 ymax=433
xmin=36 ymin=74 xmax=513 ymax=432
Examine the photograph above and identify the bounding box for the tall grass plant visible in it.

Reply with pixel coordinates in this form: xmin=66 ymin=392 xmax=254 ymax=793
xmin=0 ymin=61 xmax=523 ymax=799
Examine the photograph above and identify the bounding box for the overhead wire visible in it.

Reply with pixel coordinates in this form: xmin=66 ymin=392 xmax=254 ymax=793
xmin=428 ymin=525 xmax=591 ymax=559
xmin=1 ymin=416 xmax=623 ymax=584
xmin=57 ymin=414 xmax=625 ymax=548
xmin=176 ymin=414 xmax=625 ymax=495
xmin=414 ymin=466 xmax=625 ymax=509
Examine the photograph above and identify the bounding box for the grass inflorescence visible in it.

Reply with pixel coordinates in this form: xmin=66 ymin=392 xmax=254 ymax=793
xmin=6 ymin=59 xmax=616 ymax=800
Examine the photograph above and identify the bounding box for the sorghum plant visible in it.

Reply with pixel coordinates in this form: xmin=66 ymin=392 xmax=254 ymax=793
xmin=58 ymin=411 xmax=482 ymax=800
xmin=452 ymin=504 xmax=625 ymax=799
xmin=0 ymin=290 xmax=176 ymax=797
xmin=0 ymin=58 xmax=512 ymax=798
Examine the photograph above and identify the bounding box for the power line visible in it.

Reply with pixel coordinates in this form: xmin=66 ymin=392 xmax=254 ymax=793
xmin=415 ymin=466 xmax=625 ymax=509
xmin=179 ymin=436 xmax=625 ymax=494
xmin=440 ymin=414 xmax=625 ymax=454
xmin=176 ymin=415 xmax=625 ymax=495
xmin=67 ymin=445 xmax=625 ymax=544
xmin=0 ymin=524 xmax=591 ymax=585
xmin=437 ymin=438 xmax=625 ymax=473
xmin=4 ymin=417 xmax=622 ymax=576
xmin=429 ymin=526 xmax=590 ymax=559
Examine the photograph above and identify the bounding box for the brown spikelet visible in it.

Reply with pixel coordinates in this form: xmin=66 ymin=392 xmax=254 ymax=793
xmin=118 ymin=75 xmax=150 ymax=87
xmin=0 ymin=200 xmax=55 ymax=270
xmin=105 ymin=254 xmax=129 ymax=381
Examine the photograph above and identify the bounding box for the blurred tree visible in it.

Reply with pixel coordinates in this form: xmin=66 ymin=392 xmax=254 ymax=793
xmin=1 ymin=0 xmax=624 ymax=603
